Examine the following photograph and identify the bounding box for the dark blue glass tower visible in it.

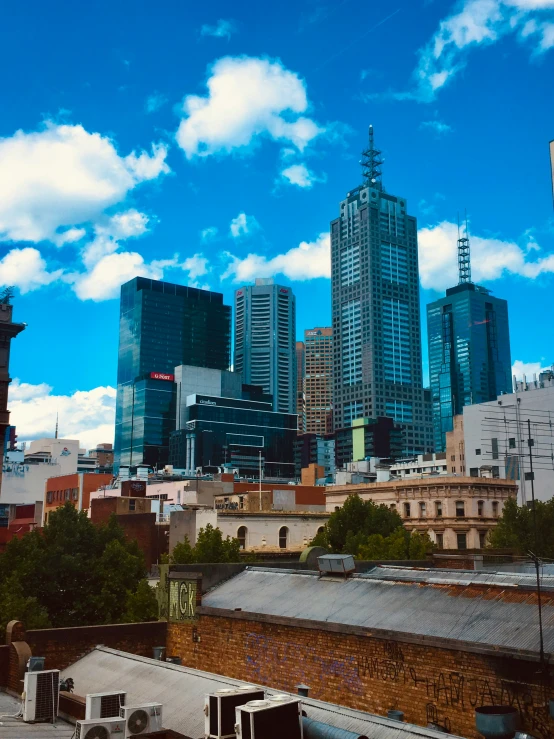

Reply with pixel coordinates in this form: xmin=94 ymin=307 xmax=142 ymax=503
xmin=427 ymin=232 xmax=511 ymax=451
xmin=114 ymin=277 xmax=231 ymax=471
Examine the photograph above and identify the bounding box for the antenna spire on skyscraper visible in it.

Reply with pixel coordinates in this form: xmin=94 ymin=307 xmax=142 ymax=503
xmin=457 ymin=212 xmax=472 ymax=284
xmin=361 ymin=124 xmax=383 ymax=189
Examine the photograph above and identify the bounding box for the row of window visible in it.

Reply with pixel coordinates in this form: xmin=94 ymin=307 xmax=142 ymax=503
xmin=434 ymin=531 xmax=488 ymax=550
xmin=236 ymin=525 xmax=325 ymax=550
xmin=399 ymin=500 xmax=499 ymax=518
xmin=46 ymin=488 xmax=78 ymax=504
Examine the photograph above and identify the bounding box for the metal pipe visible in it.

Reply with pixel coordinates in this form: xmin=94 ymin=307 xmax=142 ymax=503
xmin=302 ymin=717 xmax=368 ymax=739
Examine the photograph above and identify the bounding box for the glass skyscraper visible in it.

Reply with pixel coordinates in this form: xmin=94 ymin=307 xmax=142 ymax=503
xmin=330 ymin=127 xmax=433 ymax=455
xmin=114 ymin=277 xmax=231 ymax=471
xmin=427 ymin=263 xmax=511 ymax=452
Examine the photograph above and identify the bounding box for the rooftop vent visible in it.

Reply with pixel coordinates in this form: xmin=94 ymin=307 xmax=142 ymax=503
xmin=317 ymin=554 xmax=355 ymax=577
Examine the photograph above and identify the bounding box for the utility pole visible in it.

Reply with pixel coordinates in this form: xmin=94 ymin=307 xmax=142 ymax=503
xmin=259 ymin=450 xmax=262 ymax=512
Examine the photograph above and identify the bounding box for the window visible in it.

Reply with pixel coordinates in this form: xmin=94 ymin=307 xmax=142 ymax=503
xmin=279 ymin=526 xmax=289 ymax=549
xmin=457 ymin=533 xmax=467 ymax=550
xmin=451 ymin=455 xmax=456 ymax=462
xmin=317 ymin=526 xmax=324 ymax=535
xmin=491 ymin=438 xmax=499 ymax=460
xmin=46 ymin=491 xmax=53 ymax=504
xmin=509 ymin=437 xmax=516 ymax=449
xmin=129 ymin=499 xmax=136 ymax=511
xmin=435 ymin=501 xmax=443 ymax=517
xmin=492 ymin=501 xmax=499 ymax=517
xmin=455 ymin=501 xmax=465 ymax=517
xmin=479 ymin=531 xmax=488 ymax=548
xmin=334 ymin=506 xmax=340 ymax=512
xmin=390 ymin=503 xmax=396 ymax=510
xmin=470 ymin=468 xmax=479 ymax=478
xmin=419 ymin=501 xmax=426 ymax=517
xmin=436 ymin=533 xmax=444 ymax=549
xmin=237 ymin=526 xmax=247 ymax=550
xmin=492 ymin=466 xmax=500 ymax=479
xmin=64 ymin=489 xmax=70 ymax=501
xmin=477 ymin=500 xmax=484 ymax=516
xmin=403 ymin=502 xmax=411 ymax=518
xmin=475 ymin=449 xmax=481 ymax=456
xmin=72 ymin=488 xmax=78 ymax=501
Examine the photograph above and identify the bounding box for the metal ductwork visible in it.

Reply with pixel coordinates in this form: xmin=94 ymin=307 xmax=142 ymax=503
xmin=302 ymin=716 xmax=369 ymax=739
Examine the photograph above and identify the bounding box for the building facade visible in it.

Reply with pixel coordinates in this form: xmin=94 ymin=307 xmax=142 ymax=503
xmin=325 ymin=475 xmax=517 ymax=549
xmin=169 ymin=365 xmax=298 ymax=478
xmin=463 ymin=369 xmax=554 ymax=503
xmin=234 ymin=278 xmax=296 ymax=414
xmin=427 ymin=234 xmax=511 ymax=451
xmin=294 ymin=433 xmax=335 ymax=480
xmin=334 ymin=416 xmax=403 ymax=469
xmin=114 ymin=277 xmax=231 ymax=471
xmin=304 ymin=327 xmax=333 ymax=434
xmin=330 ymin=127 xmax=432 ymax=455
xmin=295 ymin=341 xmax=305 ymax=433
xmin=43 ymin=472 xmax=113 ymax=523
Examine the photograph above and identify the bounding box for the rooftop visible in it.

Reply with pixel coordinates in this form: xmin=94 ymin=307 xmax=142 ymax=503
xmin=0 ymin=693 xmax=74 ymax=738
xmin=201 ymin=566 xmax=554 ymax=658
xmin=326 ymin=475 xmax=518 ymax=493
xmin=61 ymin=646 xmax=462 ymax=739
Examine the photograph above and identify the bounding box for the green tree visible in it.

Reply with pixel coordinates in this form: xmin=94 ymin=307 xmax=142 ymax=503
xmin=0 ymin=503 xmax=153 ymax=629
xmin=488 ymin=497 xmax=554 ymax=558
xmin=124 ymin=579 xmax=158 ymax=623
xmin=0 ymin=575 xmax=50 ymax=640
xmin=170 ymin=525 xmax=241 ymax=564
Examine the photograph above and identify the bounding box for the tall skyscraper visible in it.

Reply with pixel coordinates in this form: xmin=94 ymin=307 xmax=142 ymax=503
xmin=330 ymin=127 xmax=433 ymax=455
xmin=114 ymin=277 xmax=231 ymax=471
xmin=304 ymin=327 xmax=333 ymax=434
xmin=234 ymin=278 xmax=296 ymax=414
xmin=427 ymin=227 xmax=511 ymax=451
xmin=295 ymin=340 xmax=306 ymax=433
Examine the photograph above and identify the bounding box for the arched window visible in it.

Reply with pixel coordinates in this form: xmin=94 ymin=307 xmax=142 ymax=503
xmin=419 ymin=501 xmax=427 ymax=517
xmin=492 ymin=501 xmax=499 ymax=517
xmin=317 ymin=526 xmax=324 ymax=535
xmin=279 ymin=526 xmax=289 ymax=549
xmin=237 ymin=526 xmax=247 ymax=550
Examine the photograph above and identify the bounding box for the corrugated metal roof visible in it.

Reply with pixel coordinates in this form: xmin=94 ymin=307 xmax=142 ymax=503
xmin=361 ymin=564 xmax=554 ymax=588
xmin=0 ymin=693 xmax=74 ymax=738
xmin=61 ymin=647 xmax=463 ymax=739
xmin=202 ymin=567 xmax=554 ymax=654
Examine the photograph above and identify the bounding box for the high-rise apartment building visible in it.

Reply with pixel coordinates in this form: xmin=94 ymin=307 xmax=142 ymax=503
xmin=330 ymin=127 xmax=433 ymax=455
xmin=296 ymin=341 xmax=306 ymax=433
xmin=427 ymin=230 xmax=511 ymax=451
xmin=114 ymin=277 xmax=231 ymax=471
xmin=304 ymin=327 xmax=333 ymax=434
xmin=234 ymin=278 xmax=296 ymax=414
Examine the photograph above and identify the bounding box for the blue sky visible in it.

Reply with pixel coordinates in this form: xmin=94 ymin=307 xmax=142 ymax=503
xmin=4 ymin=0 xmax=554 ymax=446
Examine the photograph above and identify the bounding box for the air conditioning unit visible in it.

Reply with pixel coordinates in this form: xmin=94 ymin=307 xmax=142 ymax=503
xmin=27 ymin=656 xmax=45 ymax=672
xmin=120 ymin=702 xmax=163 ymax=737
xmin=22 ymin=669 xmax=60 ymax=723
xmin=75 ymin=716 xmax=126 ymax=739
xmin=85 ymin=691 xmax=127 ymax=720
xmin=235 ymin=695 xmax=303 ymax=739
xmin=205 ymin=685 xmax=265 ymax=738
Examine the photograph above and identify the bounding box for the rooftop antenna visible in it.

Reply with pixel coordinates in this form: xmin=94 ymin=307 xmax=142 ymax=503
xmin=457 ymin=210 xmax=471 ymax=284
xmin=361 ymin=124 xmax=383 ymax=190
xmin=55 ymin=412 xmax=58 ymax=440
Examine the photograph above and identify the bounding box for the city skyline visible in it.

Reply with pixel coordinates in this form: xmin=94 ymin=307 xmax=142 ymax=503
xmin=4 ymin=0 xmax=554 ymax=447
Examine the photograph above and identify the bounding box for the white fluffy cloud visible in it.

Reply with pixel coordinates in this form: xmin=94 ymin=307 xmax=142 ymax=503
xmin=0 ymin=247 xmax=62 ymax=293
xmin=394 ymin=0 xmax=554 ymax=101
xmin=0 ymin=122 xmax=169 ymax=244
xmin=9 ymin=380 xmax=116 ymax=450
xmin=74 ymin=251 xmax=167 ymax=301
xmin=279 ymin=163 xmax=322 ymax=188
xmin=512 ymin=359 xmax=553 ymax=380
xmin=200 ymin=19 xmax=237 ymax=40
xmin=175 ymin=56 xmax=324 ymax=158
xmin=182 ymin=253 xmax=209 ymax=279
xmin=229 ymin=212 xmax=260 ymax=239
xmin=418 ymin=221 xmax=554 ymax=290
xmin=223 ymin=232 xmax=330 ymax=282
xmin=200 ymin=226 xmax=219 ymax=242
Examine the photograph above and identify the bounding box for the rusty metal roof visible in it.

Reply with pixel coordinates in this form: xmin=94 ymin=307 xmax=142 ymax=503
xmin=202 ymin=567 xmax=554 ymax=655
xmin=61 ymin=647 xmax=462 ymax=739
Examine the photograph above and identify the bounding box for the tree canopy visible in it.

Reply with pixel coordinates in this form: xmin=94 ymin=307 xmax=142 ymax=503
xmin=311 ymin=494 xmax=434 ymax=560
xmin=171 ymin=524 xmax=241 ymax=564
xmin=488 ymin=497 xmax=554 ymax=558
xmin=0 ymin=502 xmax=157 ymax=637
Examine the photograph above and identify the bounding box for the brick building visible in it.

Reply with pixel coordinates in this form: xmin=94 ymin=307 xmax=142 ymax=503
xmin=325 ymin=475 xmax=517 ymax=549
xmin=165 ymin=565 xmax=554 ymax=738
xmin=44 ymin=472 xmax=113 ymax=523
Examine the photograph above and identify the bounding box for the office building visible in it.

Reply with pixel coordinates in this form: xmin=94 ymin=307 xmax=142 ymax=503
xmin=114 ymin=277 xmax=231 ymax=471
xmin=295 ymin=341 xmax=305 ymax=433
xmin=169 ymin=365 xmax=298 ymax=477
xmin=304 ymin=327 xmax=333 ymax=434
xmin=461 ymin=368 xmax=554 ymax=503
xmin=334 ymin=416 xmax=403 ymax=469
xmin=234 ymin=278 xmax=296 ymax=414
xmin=330 ymin=127 xmax=432 ymax=455
xmin=427 ymin=229 xmax=511 ymax=451
xmin=294 ymin=433 xmax=335 ymax=480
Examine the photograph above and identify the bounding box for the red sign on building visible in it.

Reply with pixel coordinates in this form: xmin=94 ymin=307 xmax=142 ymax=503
xmin=150 ymin=372 xmax=175 ymax=382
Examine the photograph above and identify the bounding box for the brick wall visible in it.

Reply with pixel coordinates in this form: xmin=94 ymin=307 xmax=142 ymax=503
xmin=26 ymin=621 xmax=167 ymax=673
xmin=166 ymin=612 xmax=552 ymax=739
